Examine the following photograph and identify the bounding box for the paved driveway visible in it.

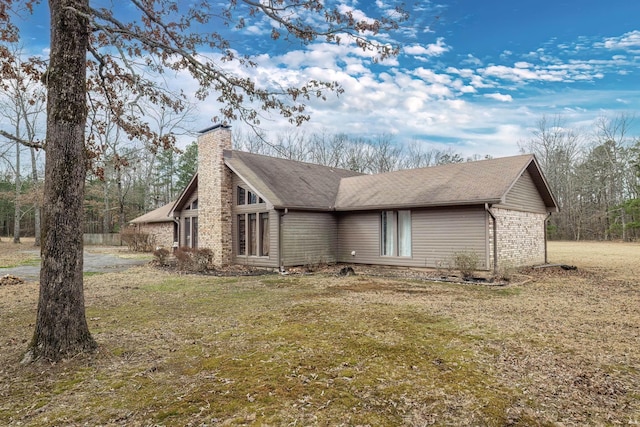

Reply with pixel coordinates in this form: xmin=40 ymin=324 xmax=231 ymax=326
xmin=0 ymin=249 xmax=151 ymax=282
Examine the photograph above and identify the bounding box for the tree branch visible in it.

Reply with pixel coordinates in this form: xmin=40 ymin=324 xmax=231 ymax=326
xmin=0 ymin=129 xmax=44 ymax=150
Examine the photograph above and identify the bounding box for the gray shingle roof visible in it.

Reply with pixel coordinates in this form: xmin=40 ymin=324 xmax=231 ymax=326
xmin=131 ymin=151 xmax=557 ymax=224
xmin=129 ymin=201 xmax=175 ymax=224
xmin=335 ymin=154 xmax=556 ymax=210
xmin=224 ymin=150 xmax=363 ymax=210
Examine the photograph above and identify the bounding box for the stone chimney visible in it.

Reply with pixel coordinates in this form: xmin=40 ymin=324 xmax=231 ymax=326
xmin=197 ymin=125 xmax=232 ymax=266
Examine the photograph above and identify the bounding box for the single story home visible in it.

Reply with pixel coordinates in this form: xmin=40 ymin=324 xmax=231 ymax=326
xmin=130 ymin=124 xmax=558 ymax=271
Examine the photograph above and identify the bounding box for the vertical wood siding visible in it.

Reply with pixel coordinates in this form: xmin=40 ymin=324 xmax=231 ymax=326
xmin=337 ymin=206 xmax=489 ymax=269
xmin=281 ymin=211 xmax=338 ymax=266
xmin=499 ymin=170 xmax=547 ymax=213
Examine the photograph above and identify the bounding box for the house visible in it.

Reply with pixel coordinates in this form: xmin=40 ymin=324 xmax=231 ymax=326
xmin=129 ymin=201 xmax=176 ymax=249
xmin=130 ymin=124 xmax=558 ymax=271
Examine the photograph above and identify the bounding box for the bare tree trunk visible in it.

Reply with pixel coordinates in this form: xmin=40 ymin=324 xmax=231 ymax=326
xmin=117 ymin=169 xmax=126 ymax=232
xmin=102 ymin=179 xmax=110 ymax=233
xmin=31 ymin=147 xmax=41 ymax=246
xmin=27 ymin=0 xmax=96 ymax=362
xmin=13 ymin=138 xmax=21 ymax=243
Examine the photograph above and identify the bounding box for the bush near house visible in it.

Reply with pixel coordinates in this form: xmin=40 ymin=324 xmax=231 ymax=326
xmin=451 ymin=250 xmax=480 ymax=279
xmin=174 ymin=247 xmax=213 ymax=272
xmin=120 ymin=228 xmax=156 ymax=252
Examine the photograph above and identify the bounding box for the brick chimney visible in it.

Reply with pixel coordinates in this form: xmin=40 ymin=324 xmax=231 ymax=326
xmin=197 ymin=125 xmax=232 ymax=266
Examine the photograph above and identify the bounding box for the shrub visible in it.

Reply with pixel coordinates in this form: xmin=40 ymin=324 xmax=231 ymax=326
xmin=174 ymin=247 xmax=213 ymax=272
xmin=496 ymin=260 xmax=516 ymax=282
xmin=121 ymin=228 xmax=155 ymax=252
xmin=452 ymin=250 xmax=479 ymax=280
xmin=193 ymin=248 xmax=213 ymax=272
xmin=153 ymin=248 xmax=171 ymax=266
xmin=174 ymin=247 xmax=195 ymax=271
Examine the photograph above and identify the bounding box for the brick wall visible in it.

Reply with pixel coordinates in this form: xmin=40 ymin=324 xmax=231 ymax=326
xmin=197 ymin=126 xmax=233 ymax=266
xmin=138 ymin=222 xmax=174 ymax=249
xmin=490 ymin=207 xmax=547 ymax=267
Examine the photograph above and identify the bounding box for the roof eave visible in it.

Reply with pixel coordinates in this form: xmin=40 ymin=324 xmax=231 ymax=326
xmin=334 ymin=199 xmax=501 ymax=212
xmin=170 ymin=173 xmax=198 ymax=215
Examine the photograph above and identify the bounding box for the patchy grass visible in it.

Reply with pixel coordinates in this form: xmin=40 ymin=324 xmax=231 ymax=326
xmin=0 ymin=241 xmax=639 ymax=425
xmin=0 ymin=238 xmax=40 ymax=268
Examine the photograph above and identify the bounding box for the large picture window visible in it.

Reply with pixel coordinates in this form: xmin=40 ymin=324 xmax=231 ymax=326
xmin=238 ymin=215 xmax=246 ymax=255
xmin=248 ymin=213 xmax=257 ymax=256
xmin=260 ymin=212 xmax=269 ymax=256
xmin=185 ymin=217 xmax=191 ymax=247
xmin=237 ymin=212 xmax=269 ymax=257
xmin=381 ymin=210 xmax=412 ymax=257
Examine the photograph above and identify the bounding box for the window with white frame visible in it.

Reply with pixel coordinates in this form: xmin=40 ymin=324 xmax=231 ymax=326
xmin=381 ymin=210 xmax=412 ymax=257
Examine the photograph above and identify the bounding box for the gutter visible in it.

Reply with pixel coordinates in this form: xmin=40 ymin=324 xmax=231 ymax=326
xmin=485 ymin=203 xmax=498 ymax=275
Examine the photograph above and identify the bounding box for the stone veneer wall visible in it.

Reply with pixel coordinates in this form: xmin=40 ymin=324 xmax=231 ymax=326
xmin=490 ymin=207 xmax=547 ymax=268
xmin=197 ymin=126 xmax=233 ymax=266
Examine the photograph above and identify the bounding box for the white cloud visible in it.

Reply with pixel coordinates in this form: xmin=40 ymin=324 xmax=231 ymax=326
xmin=482 ymin=64 xmax=568 ymax=83
xmin=484 ymin=93 xmax=513 ymax=102
xmin=404 ymin=38 xmax=449 ymax=57
xmin=600 ymin=30 xmax=640 ymax=51
xmin=462 ymin=54 xmax=483 ymax=66
xmin=143 ymin=24 xmax=640 ymax=161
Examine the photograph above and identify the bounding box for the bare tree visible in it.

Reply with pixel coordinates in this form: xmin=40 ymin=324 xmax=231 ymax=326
xmin=0 ymin=45 xmax=46 ymax=245
xmin=519 ymin=115 xmax=583 ymax=239
xmin=1 ymin=0 xmax=407 ymax=362
xmin=590 ymin=114 xmax=636 ymax=240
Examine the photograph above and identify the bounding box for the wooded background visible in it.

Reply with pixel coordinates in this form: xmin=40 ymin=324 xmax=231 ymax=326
xmin=1 ymin=74 xmax=639 ymax=243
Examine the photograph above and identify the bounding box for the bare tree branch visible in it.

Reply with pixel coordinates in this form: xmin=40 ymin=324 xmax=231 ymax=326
xmin=0 ymin=129 xmax=44 ymax=149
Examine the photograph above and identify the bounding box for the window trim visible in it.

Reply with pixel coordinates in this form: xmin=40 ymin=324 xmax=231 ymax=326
xmin=237 ymin=211 xmax=270 ymax=258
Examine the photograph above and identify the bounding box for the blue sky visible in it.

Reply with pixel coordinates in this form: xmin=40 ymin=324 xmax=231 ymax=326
xmin=10 ymin=0 xmax=640 ymax=158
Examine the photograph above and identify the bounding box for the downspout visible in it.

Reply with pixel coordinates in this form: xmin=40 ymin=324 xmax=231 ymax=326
xmin=172 ymin=216 xmax=180 ymax=252
xmin=278 ymin=208 xmax=288 ymax=272
xmin=544 ymin=212 xmax=552 ymax=264
xmin=485 ymin=204 xmax=498 ymax=275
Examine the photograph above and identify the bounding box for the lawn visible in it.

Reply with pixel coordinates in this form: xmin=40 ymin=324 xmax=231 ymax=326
xmin=0 ymin=241 xmax=639 ymax=426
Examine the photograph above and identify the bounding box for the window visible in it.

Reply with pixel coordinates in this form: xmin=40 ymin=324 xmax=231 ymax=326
xmin=237 ymin=187 xmax=246 ymax=205
xmin=237 ymin=212 xmax=269 ymax=257
xmin=238 ymin=215 xmax=246 ymax=255
xmin=248 ymin=213 xmax=257 ymax=255
xmin=183 ymin=216 xmax=198 ymax=248
xmin=192 ymin=216 xmax=198 ymax=248
xmin=191 ymin=199 xmax=198 ymax=210
xmin=381 ymin=211 xmax=395 ymax=256
xmin=381 ymin=210 xmax=411 ymax=257
xmin=248 ymin=191 xmax=257 ymax=204
xmin=398 ymin=210 xmax=411 ymax=256
xmin=260 ymin=212 xmax=269 ymax=256
xmin=238 ymin=186 xmax=264 ymax=205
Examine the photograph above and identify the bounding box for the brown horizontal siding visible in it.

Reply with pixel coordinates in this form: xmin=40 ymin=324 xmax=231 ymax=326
xmin=337 ymin=206 xmax=489 ymax=270
xmin=499 ymin=170 xmax=547 ymax=213
xmin=281 ymin=211 xmax=338 ymax=266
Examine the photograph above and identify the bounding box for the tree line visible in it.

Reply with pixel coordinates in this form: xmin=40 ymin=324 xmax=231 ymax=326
xmin=2 ymin=113 xmax=639 ymax=242
xmin=520 ymin=114 xmax=640 ymax=241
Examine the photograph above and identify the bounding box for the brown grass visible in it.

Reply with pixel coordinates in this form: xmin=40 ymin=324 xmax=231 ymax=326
xmin=0 ymin=241 xmax=639 ymax=426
